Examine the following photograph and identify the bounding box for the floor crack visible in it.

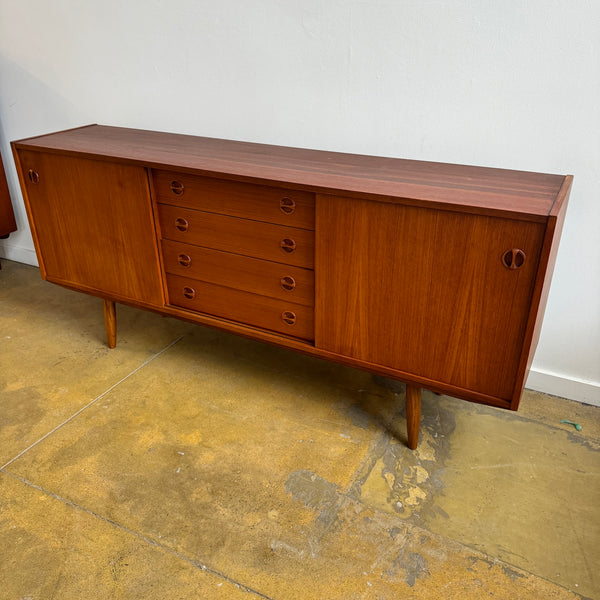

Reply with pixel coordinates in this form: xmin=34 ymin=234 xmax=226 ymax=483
xmin=2 ymin=471 xmax=275 ymax=600
xmin=0 ymin=335 xmax=185 ymax=471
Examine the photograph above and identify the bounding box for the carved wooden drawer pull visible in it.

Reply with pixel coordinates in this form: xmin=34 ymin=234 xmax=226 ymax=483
xmin=502 ymin=248 xmax=526 ymax=270
xmin=280 ymin=238 xmax=296 ymax=253
xmin=175 ymin=217 xmax=189 ymax=232
xmin=280 ymin=197 xmax=296 ymax=214
xmin=280 ymin=276 xmax=296 ymax=291
xmin=28 ymin=169 xmax=40 ymax=184
xmin=170 ymin=180 xmax=184 ymax=195
xmin=177 ymin=253 xmax=192 ymax=267
xmin=281 ymin=311 xmax=296 ymax=325
xmin=183 ymin=286 xmax=196 ymax=299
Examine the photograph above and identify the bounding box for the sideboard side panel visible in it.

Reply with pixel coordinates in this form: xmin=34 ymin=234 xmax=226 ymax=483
xmin=510 ymin=175 xmax=572 ymax=409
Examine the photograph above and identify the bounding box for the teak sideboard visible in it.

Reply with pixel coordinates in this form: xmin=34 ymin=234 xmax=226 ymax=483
xmin=12 ymin=125 xmax=572 ymax=448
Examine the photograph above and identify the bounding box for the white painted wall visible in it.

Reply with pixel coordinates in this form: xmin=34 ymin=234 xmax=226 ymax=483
xmin=1 ymin=0 xmax=598 ymax=404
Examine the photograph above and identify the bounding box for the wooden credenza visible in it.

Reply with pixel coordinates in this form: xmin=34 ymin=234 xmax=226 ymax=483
xmin=12 ymin=125 xmax=571 ymax=448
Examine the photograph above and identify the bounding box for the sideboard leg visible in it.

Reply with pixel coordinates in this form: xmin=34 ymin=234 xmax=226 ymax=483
xmin=406 ymin=384 xmax=421 ymax=450
xmin=103 ymin=299 xmax=117 ymax=349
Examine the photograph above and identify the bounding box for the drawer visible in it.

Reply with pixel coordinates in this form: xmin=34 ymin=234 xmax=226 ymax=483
xmin=166 ymin=274 xmax=314 ymax=341
xmin=161 ymin=240 xmax=314 ymax=306
xmin=153 ymin=170 xmax=315 ymax=230
xmin=157 ymin=203 xmax=314 ymax=269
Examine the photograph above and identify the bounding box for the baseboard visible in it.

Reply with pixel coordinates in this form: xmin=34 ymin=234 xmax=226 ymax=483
xmin=526 ymin=368 xmax=600 ymax=407
xmin=0 ymin=241 xmax=38 ymax=266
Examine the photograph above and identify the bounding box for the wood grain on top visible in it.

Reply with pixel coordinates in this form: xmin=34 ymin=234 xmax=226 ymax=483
xmin=14 ymin=124 xmax=567 ymax=219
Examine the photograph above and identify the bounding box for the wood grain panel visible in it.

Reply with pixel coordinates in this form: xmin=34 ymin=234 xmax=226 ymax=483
xmin=166 ymin=274 xmax=314 ymax=341
xmin=17 ymin=150 xmax=164 ymax=306
xmin=15 ymin=125 xmax=565 ymax=220
xmin=157 ymin=204 xmax=314 ymax=269
xmin=153 ymin=170 xmax=315 ymax=229
xmin=316 ymin=195 xmax=546 ymax=400
xmin=161 ymin=239 xmax=314 ymax=306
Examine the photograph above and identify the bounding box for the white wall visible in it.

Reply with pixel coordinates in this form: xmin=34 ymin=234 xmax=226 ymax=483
xmin=1 ymin=0 xmax=598 ymax=405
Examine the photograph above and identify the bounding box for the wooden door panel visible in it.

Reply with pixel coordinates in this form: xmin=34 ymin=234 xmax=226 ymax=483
xmin=316 ymin=196 xmax=545 ymax=400
xmin=18 ymin=151 xmax=163 ymax=306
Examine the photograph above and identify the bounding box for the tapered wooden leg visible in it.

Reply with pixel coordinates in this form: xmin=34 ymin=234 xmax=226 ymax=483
xmin=103 ymin=299 xmax=117 ymax=349
xmin=406 ymin=384 xmax=421 ymax=450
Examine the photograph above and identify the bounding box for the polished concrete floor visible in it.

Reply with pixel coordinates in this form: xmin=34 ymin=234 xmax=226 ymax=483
xmin=1 ymin=259 xmax=598 ymax=599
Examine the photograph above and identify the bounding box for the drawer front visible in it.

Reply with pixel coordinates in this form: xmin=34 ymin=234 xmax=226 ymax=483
xmin=166 ymin=274 xmax=314 ymax=341
xmin=162 ymin=240 xmax=314 ymax=306
xmin=158 ymin=203 xmax=314 ymax=268
xmin=153 ymin=170 xmax=315 ymax=230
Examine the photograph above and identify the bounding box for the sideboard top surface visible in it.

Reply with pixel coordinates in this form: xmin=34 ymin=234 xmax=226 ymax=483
xmin=14 ymin=124 xmax=568 ymax=220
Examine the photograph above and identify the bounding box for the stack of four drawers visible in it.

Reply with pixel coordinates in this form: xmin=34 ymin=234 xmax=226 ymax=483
xmin=154 ymin=170 xmax=315 ymax=341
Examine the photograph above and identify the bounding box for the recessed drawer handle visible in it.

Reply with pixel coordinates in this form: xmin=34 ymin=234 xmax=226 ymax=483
xmin=502 ymin=248 xmax=526 ymax=270
xmin=175 ymin=217 xmax=189 ymax=232
xmin=280 ymin=238 xmax=296 ymax=253
xmin=28 ymin=169 xmax=40 ymax=184
xmin=171 ymin=180 xmax=184 ymax=195
xmin=280 ymin=197 xmax=296 ymax=214
xmin=281 ymin=311 xmax=296 ymax=325
xmin=280 ymin=276 xmax=296 ymax=291
xmin=177 ymin=254 xmax=192 ymax=268
xmin=183 ymin=286 xmax=196 ymax=299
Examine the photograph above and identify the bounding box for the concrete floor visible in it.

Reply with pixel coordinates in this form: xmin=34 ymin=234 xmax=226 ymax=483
xmin=0 ymin=259 xmax=598 ymax=600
